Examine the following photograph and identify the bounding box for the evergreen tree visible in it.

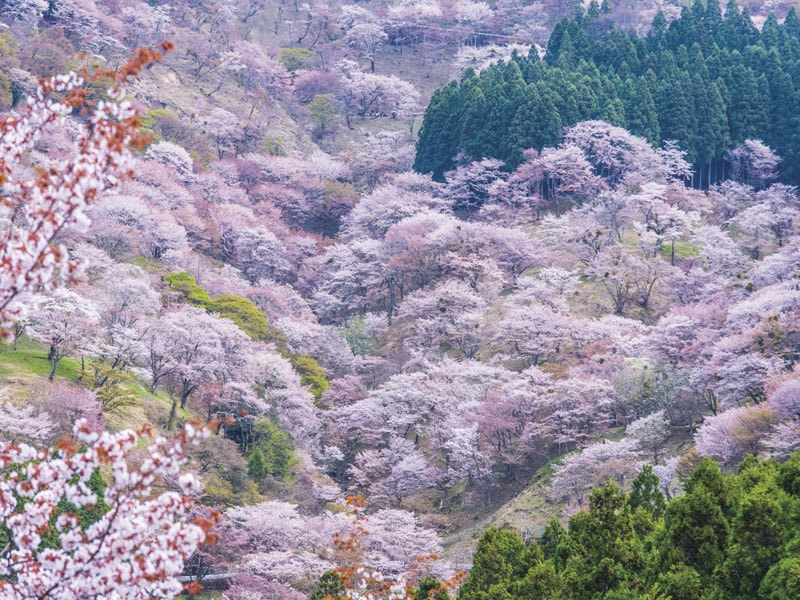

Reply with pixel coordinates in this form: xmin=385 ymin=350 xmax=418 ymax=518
xmin=761 ymin=13 xmax=780 ymax=49
xmin=629 ymin=465 xmax=666 ymax=519
xmin=666 ymin=8 xmax=697 ymax=53
xmin=507 ymin=83 xmax=561 ymax=169
xmin=658 ymin=486 xmax=729 ymax=584
xmin=247 ymin=447 xmax=267 ymax=481
xmin=718 ymin=0 xmax=759 ymax=51
xmin=656 ymin=564 xmax=706 ymax=600
xmin=716 ymin=483 xmax=784 ymax=599
xmin=725 ymin=59 xmax=769 ymax=144
xmin=657 ymin=71 xmax=696 ymax=163
xmin=311 ymin=570 xmax=347 ymax=600
xmin=414 ymin=4 xmax=800 ymax=185
xmin=454 ymin=454 xmax=800 ymax=600
xmin=414 ymin=575 xmax=451 ymax=600
xmin=784 ymin=7 xmax=800 ymax=41
xmin=625 ymin=76 xmax=660 ymax=144
xmin=459 ymin=85 xmax=490 ymax=163
xmin=457 ymin=527 xmax=536 ymax=600
xmin=648 ymin=11 xmax=668 ymax=51
xmin=414 ymin=81 xmax=460 ymax=179
xmin=560 ymin=483 xmax=646 ymax=599
xmin=587 ymin=0 xmax=600 ymax=21
xmin=539 ymin=519 xmax=567 ymax=564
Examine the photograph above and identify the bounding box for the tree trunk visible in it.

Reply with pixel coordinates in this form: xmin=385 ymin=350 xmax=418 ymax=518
xmin=167 ymin=396 xmax=177 ymax=430
xmin=48 ymin=345 xmax=59 ymax=381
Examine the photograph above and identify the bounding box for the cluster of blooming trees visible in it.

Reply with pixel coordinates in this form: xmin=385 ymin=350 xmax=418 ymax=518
xmin=4 ymin=0 xmax=800 ymax=596
xmin=0 ymin=45 xmax=224 ymax=598
xmin=4 ymin=76 xmax=800 ymax=596
xmin=293 ymin=120 xmax=800 ymax=519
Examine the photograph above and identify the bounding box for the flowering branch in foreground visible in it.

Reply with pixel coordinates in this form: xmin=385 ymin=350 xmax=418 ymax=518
xmin=0 ymin=43 xmax=172 ymax=338
xmin=0 ymin=420 xmax=218 ymax=599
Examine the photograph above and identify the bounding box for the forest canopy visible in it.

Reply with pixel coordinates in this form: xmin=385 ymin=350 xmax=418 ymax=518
xmin=414 ymin=1 xmax=800 ymax=186
xmin=454 ymin=455 xmax=800 ymax=600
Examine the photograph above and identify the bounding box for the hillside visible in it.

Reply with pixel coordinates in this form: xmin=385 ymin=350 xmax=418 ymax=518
xmin=1 ymin=0 xmax=800 ymax=598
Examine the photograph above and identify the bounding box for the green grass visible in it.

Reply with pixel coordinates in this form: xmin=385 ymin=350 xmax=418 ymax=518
xmin=0 ymin=339 xmax=83 ymax=382
xmin=660 ymin=240 xmax=699 ymax=261
xmin=0 ymin=337 xmax=187 ymax=435
xmin=132 ymin=254 xmax=164 ymax=273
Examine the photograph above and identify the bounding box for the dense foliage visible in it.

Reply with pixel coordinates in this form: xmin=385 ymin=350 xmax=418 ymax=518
xmin=415 ymin=1 xmax=800 ymax=185
xmin=457 ymin=455 xmax=800 ymax=600
xmin=3 ymin=0 xmax=800 ymax=596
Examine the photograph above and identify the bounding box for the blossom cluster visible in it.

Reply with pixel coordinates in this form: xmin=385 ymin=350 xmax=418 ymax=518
xmin=0 ymin=45 xmax=169 ymax=338
xmin=0 ymin=420 xmax=215 ymax=599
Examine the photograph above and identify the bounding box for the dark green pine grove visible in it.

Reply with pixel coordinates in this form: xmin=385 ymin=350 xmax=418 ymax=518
xmin=414 ymin=0 xmax=800 ymax=186
xmin=450 ymin=455 xmax=800 ymax=600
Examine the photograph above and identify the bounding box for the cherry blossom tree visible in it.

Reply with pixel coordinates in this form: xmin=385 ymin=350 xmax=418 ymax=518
xmin=767 ymin=376 xmax=800 ymax=420
xmin=443 ymin=159 xmax=506 ymax=217
xmin=146 ymin=141 xmax=196 ymax=184
xmin=119 ymin=3 xmax=172 ymax=48
xmin=348 ymin=437 xmax=437 ymax=506
xmin=0 ymin=400 xmax=55 ymax=444
xmin=757 ymin=184 xmax=798 ymax=248
xmin=708 ymin=350 xmax=783 ymax=409
xmin=733 ymin=201 xmax=779 ymax=259
xmin=763 ymin=374 xmax=800 ymax=458
xmin=27 ymin=289 xmax=101 ymax=380
xmin=2 ymin=0 xmax=49 ymax=27
xmin=300 ymin=239 xmax=386 ymax=324
xmin=695 ymin=405 xmax=778 ymax=467
xmin=32 ymin=381 xmax=101 ymax=435
xmin=84 ymin=265 xmax=160 ymax=386
xmin=630 ymin=183 xmax=690 ymax=264
xmin=234 ymin=226 xmax=293 ymax=284
xmin=335 ymin=61 xmax=420 ymax=128
xmin=0 ymin=46 xmax=168 ymax=337
xmin=493 ymin=303 xmax=568 ymax=368
xmin=341 ymin=183 xmax=448 ymax=241
xmin=0 ymin=420 xmax=216 ymax=598
xmin=540 ymin=206 xmax=616 ymax=267
xmin=535 ymin=376 xmax=616 ymax=452
xmin=386 ymin=0 xmax=442 ymax=21
xmin=394 ymin=280 xmax=488 ymax=358
xmin=588 ymin=245 xmax=664 ymax=316
xmin=729 ymin=140 xmax=780 ymax=190
xmin=563 ymin=121 xmax=691 ymax=187
xmin=454 ymin=0 xmax=493 ymax=23
xmin=518 ymin=144 xmax=604 ymax=216
xmin=276 ymin=316 xmax=355 ymax=375
xmin=764 ymin=420 xmax=800 ymax=459
xmin=0 ymin=47 xmax=222 ymax=597
xmin=548 ymin=438 xmax=639 ymax=509
xmin=157 ymin=306 xmax=253 ymax=411
xmin=752 ymin=241 xmax=800 ymax=292
xmin=626 ymin=410 xmax=670 ymax=463
xmin=346 ymin=23 xmax=388 ymax=73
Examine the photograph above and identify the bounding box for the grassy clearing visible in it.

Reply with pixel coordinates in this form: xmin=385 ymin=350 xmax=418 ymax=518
xmin=0 ymin=339 xmax=83 ymax=382
xmin=660 ymin=240 xmax=699 ymax=261
xmin=0 ymin=337 xmax=186 ymax=435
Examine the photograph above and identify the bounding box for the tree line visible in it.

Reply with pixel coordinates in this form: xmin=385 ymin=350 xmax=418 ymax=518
xmin=455 ymin=455 xmax=800 ymax=600
xmin=312 ymin=454 xmax=800 ymax=600
xmin=414 ymin=0 xmax=800 ymax=187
